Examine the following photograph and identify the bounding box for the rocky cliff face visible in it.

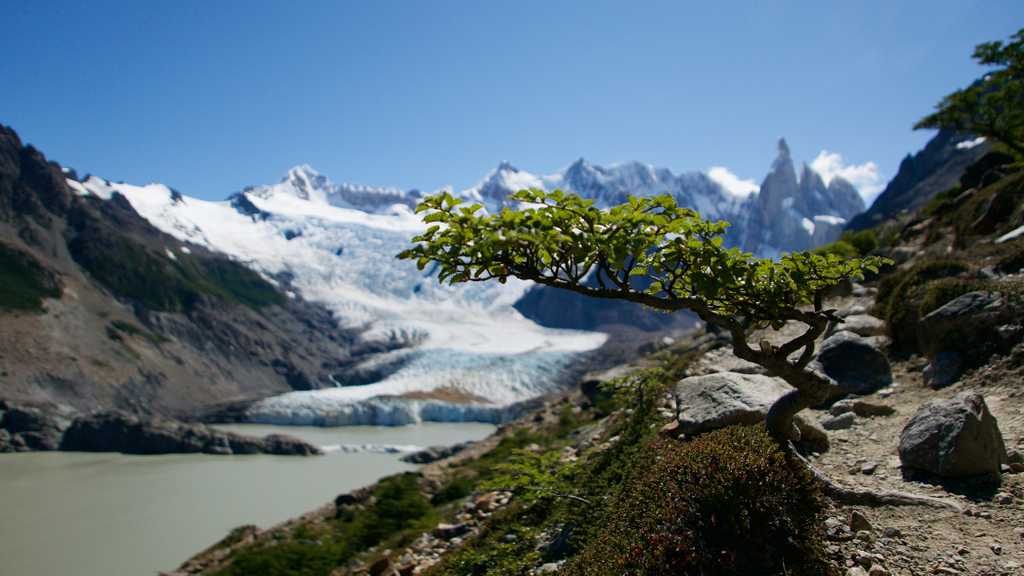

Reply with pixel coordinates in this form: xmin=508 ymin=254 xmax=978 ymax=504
xmin=739 ymin=139 xmax=865 ymax=256
xmin=846 ymin=129 xmax=989 ymax=230
xmin=0 ymin=124 xmax=390 ymax=417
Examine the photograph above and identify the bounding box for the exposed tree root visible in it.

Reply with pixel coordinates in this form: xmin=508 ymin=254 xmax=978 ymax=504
xmin=788 ymin=443 xmax=963 ymax=512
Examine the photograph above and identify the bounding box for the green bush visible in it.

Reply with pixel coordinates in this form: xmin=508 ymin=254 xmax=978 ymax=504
xmin=0 ymin=243 xmax=61 ymax=312
xmin=840 ymin=229 xmax=879 ymax=255
xmin=813 ymin=230 xmax=879 ymax=259
xmin=564 ymin=425 xmax=832 ymax=576
xmin=813 ymin=239 xmax=859 ymax=258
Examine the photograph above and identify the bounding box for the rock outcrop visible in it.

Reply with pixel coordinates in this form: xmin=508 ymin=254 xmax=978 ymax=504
xmin=898 ymin=392 xmax=1007 ymax=478
xmin=0 ymin=401 xmax=319 ymax=456
xmin=814 ymin=331 xmax=892 ymax=398
xmin=672 ymin=372 xmax=829 ymax=452
xmin=60 ymin=411 xmax=321 ymax=456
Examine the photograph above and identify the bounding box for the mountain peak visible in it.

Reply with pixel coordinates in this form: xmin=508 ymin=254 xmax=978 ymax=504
xmin=777 ymin=138 xmax=791 ymax=159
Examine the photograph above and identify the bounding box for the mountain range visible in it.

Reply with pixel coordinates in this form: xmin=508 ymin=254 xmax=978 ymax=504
xmin=4 ymin=123 xmax=972 ymax=426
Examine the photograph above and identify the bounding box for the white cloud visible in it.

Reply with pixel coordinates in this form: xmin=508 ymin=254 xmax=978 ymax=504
xmin=810 ymin=150 xmax=884 ymax=202
xmin=707 ymin=166 xmax=759 ymax=199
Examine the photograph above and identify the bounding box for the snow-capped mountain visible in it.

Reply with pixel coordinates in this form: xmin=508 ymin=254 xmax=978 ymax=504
xmin=242 ymin=164 xmax=426 ymax=213
xmin=739 ymin=139 xmax=865 ymax=256
xmin=467 ymin=158 xmax=744 ymax=223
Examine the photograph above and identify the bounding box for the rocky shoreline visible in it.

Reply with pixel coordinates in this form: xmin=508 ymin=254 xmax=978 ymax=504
xmin=0 ymin=400 xmax=321 ymax=456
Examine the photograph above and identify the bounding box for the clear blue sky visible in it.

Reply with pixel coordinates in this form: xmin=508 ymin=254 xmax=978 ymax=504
xmin=2 ymin=1 xmax=1022 ymax=201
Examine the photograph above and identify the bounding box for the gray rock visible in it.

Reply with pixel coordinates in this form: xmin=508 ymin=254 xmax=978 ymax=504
xmin=918 ymin=291 xmax=1018 ymax=362
xmin=829 ymin=398 xmax=896 ymax=418
xmin=815 ymin=331 xmax=892 ymax=397
xmin=673 ymin=372 xmax=827 ymax=451
xmin=674 ymin=372 xmax=793 ymax=435
xmin=822 ymin=412 xmax=857 ymax=430
xmin=898 ymin=392 xmax=1007 ymax=478
xmin=922 ymin=351 xmax=964 ymax=389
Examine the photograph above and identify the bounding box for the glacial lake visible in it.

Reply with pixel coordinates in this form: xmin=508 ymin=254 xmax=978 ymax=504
xmin=0 ymin=422 xmax=494 ymax=576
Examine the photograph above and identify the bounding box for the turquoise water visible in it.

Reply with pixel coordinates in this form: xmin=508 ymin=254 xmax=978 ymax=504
xmin=0 ymin=422 xmax=494 ymax=576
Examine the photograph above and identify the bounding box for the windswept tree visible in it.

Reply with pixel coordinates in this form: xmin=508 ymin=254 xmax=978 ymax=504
xmin=400 ymin=190 xmax=955 ymax=508
xmin=400 ymin=190 xmax=877 ymax=443
xmin=916 ymin=28 xmax=1024 ymax=157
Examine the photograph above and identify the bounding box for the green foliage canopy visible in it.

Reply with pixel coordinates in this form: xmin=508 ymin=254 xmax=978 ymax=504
xmin=915 ymin=28 xmax=1024 ymax=156
xmin=399 ymin=189 xmax=884 ymax=332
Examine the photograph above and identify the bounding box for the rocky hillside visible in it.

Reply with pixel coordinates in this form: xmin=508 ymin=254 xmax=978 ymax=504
xmin=172 ymin=151 xmax=1024 ymax=576
xmin=0 ymin=124 xmax=396 ymax=418
xmin=846 ymin=129 xmax=991 ymax=230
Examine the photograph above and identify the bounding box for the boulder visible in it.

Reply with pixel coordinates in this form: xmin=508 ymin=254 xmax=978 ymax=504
xmin=917 ymin=291 xmax=1018 ymax=363
xmin=674 ymin=372 xmax=791 ymax=435
xmin=673 ymin=372 xmax=828 ymax=452
xmin=898 ymin=393 xmax=1007 ymax=478
xmin=815 ymin=330 xmax=892 ymax=397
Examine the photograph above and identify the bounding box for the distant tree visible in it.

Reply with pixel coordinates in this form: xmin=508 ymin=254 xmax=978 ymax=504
xmin=916 ymin=28 xmax=1024 ymax=157
xmin=399 ymin=190 xmax=884 ymax=444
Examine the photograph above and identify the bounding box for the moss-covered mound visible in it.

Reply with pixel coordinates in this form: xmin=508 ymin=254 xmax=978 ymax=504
xmin=565 ymin=426 xmax=831 ymax=576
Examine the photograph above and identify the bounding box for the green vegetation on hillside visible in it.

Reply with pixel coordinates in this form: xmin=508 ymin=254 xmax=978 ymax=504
xmin=68 ymin=229 xmax=283 ymax=313
xmin=0 ymin=243 xmax=61 ymax=312
xmin=213 ymin=474 xmax=438 ymax=576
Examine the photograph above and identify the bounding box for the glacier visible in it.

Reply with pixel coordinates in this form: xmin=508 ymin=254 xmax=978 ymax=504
xmin=68 ymin=171 xmax=607 ymax=426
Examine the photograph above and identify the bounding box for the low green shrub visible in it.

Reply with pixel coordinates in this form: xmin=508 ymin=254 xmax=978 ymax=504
xmin=564 ymin=425 xmax=832 ymax=576
xmin=841 ymin=228 xmax=879 ymax=255
xmin=0 ymin=243 xmax=60 ymax=312
xmin=813 ymin=239 xmax=859 ymax=258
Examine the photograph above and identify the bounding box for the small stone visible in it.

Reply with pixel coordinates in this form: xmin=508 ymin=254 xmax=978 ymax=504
xmin=868 ymin=565 xmax=889 ymax=576
xmin=978 ymin=511 xmax=992 ymax=519
xmin=850 ymin=511 xmax=874 ymax=533
xmin=861 ymin=462 xmax=878 ymax=475
xmin=847 ymin=567 xmax=868 ymax=576
xmin=882 ymin=527 xmax=902 ymax=539
xmin=855 ymin=530 xmax=875 ymax=543
xmin=1007 ymin=449 xmax=1023 ymax=464
xmin=823 ymin=412 xmax=857 ymax=431
xmin=994 ymin=492 xmax=1013 ymax=505
xmin=1009 ymin=462 xmax=1024 ymax=473
xmin=991 ymin=543 xmax=1002 ymax=555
